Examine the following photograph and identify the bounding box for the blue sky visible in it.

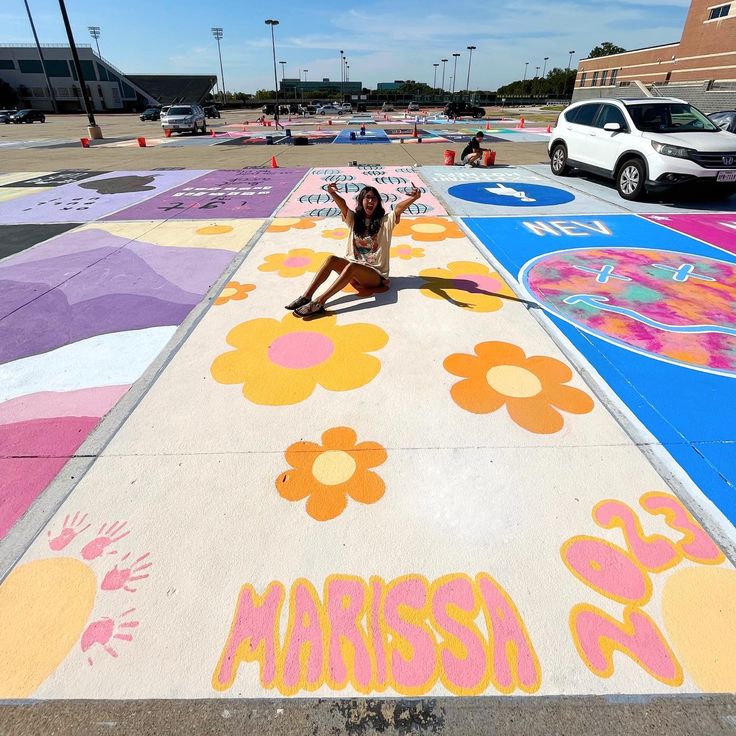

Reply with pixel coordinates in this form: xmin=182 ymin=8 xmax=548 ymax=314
xmin=3 ymin=0 xmax=691 ymax=92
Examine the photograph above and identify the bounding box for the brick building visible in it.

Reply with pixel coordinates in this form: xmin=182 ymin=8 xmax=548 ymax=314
xmin=572 ymin=0 xmax=736 ymax=111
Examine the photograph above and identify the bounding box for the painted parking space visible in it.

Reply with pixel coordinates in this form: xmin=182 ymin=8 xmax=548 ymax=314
xmin=0 ymin=216 xmax=263 ymax=540
xmin=0 ymin=168 xmax=735 ymax=705
xmin=105 ymin=169 xmax=307 ymax=220
xmin=525 ymin=164 xmax=736 ymax=214
xmin=0 ymin=170 xmax=207 ymax=224
xmin=334 ymin=129 xmax=390 ymax=144
xmin=642 ymin=213 xmax=736 ymax=256
xmin=421 ymin=165 xmax=626 ymax=216
xmin=0 ymin=223 xmax=81 ymax=262
xmin=277 ymin=166 xmax=447 ymax=218
xmin=464 ymin=213 xmax=736 ymax=526
xmin=2 ymin=207 xmax=735 ymax=700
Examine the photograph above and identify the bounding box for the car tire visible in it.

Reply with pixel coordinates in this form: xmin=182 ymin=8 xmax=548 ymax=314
xmin=201 ymin=122 xmax=207 ymax=134
xmin=616 ymin=158 xmax=646 ymax=201
xmin=550 ymin=144 xmax=570 ymax=176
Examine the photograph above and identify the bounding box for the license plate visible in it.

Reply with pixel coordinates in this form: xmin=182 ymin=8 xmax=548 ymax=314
xmin=717 ymin=170 xmax=736 ymax=182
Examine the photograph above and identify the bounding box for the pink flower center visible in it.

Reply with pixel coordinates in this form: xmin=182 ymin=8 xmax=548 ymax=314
xmin=453 ymin=273 xmax=502 ymax=294
xmin=268 ymin=332 xmax=335 ymax=369
xmin=396 ymin=246 xmax=412 ymax=255
xmin=283 ymin=256 xmax=311 ymax=268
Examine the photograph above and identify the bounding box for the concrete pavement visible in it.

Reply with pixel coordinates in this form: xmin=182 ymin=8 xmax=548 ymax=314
xmin=1 ymin=128 xmax=736 ymax=733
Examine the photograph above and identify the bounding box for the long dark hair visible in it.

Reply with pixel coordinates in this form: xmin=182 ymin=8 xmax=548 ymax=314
xmin=354 ymin=186 xmax=385 ymax=237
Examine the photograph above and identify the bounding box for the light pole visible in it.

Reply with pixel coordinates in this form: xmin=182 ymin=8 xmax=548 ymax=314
xmin=563 ymin=50 xmax=575 ymax=97
xmin=23 ymin=0 xmax=57 ymax=112
xmin=88 ymin=26 xmax=101 ymax=57
xmin=339 ymin=49 xmax=344 ymax=98
xmin=542 ymin=56 xmax=549 ymax=78
xmin=211 ymin=28 xmax=226 ymax=107
xmin=58 ymin=0 xmax=99 ymax=136
xmin=451 ymin=52 xmax=460 ymax=95
xmin=466 ymin=45 xmax=476 ymax=95
xmin=433 ymin=63 xmax=439 ymax=96
xmin=523 ymin=61 xmax=529 ymax=81
xmin=535 ymin=66 xmax=540 ymax=78
xmin=441 ymin=58 xmax=448 ymax=93
xmin=265 ymin=20 xmax=281 ymax=128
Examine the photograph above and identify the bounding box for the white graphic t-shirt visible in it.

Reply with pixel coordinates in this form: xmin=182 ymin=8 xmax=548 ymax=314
xmin=343 ymin=209 xmax=397 ymax=278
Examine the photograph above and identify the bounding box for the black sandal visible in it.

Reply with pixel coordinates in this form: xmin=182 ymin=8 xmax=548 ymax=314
xmin=294 ymin=300 xmax=325 ymax=318
xmin=285 ymin=295 xmax=310 ymax=311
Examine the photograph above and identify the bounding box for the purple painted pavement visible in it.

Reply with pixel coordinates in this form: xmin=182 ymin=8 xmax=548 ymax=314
xmin=0 ymin=170 xmax=207 ymax=224
xmin=105 ymin=168 xmax=307 ymax=220
xmin=0 ymin=228 xmax=235 ymax=364
xmin=642 ymin=213 xmax=736 ymax=256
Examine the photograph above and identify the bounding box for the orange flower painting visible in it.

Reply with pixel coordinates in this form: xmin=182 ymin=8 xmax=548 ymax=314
xmin=444 ymin=341 xmax=594 ymax=433
xmin=267 ymin=218 xmax=318 ymax=233
xmin=214 ymin=281 xmax=255 ymax=305
xmin=276 ymin=427 xmax=388 ymax=521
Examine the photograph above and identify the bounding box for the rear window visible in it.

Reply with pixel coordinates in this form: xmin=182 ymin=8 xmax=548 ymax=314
xmin=574 ymin=104 xmax=602 ymax=126
xmin=563 ymin=107 xmax=580 ymax=123
xmin=168 ymin=106 xmax=193 ymax=115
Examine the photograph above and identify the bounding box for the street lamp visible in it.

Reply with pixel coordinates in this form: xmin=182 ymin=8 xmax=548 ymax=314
xmin=535 ymin=66 xmax=540 ymax=78
xmin=339 ymin=49 xmax=344 ymax=97
xmin=564 ymin=50 xmax=575 ymax=97
xmin=466 ymin=45 xmax=476 ymax=94
xmin=265 ymin=20 xmax=281 ymax=128
xmin=523 ymin=61 xmax=529 ymax=81
xmin=211 ymin=27 xmax=226 ymax=107
xmin=24 ymin=0 xmax=57 ymax=112
xmin=433 ymin=63 xmax=439 ymax=95
xmin=441 ymin=58 xmax=448 ymax=93
xmin=542 ymin=56 xmax=549 ymax=77
xmin=451 ymin=52 xmax=460 ymax=95
xmin=88 ymin=26 xmax=101 ymax=57
xmin=58 ymin=0 xmax=99 ymax=136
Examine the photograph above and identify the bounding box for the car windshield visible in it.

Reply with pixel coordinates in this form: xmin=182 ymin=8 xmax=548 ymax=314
xmin=627 ymin=103 xmax=719 ymax=133
xmin=168 ymin=107 xmax=192 ymax=115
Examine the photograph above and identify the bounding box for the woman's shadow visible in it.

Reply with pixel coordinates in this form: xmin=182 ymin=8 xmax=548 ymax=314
xmin=307 ymin=275 xmax=538 ymax=317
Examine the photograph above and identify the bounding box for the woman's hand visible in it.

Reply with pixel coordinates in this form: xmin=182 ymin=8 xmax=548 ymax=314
xmin=408 ymin=183 xmax=422 ymax=200
xmin=326 ymin=182 xmax=340 ymax=197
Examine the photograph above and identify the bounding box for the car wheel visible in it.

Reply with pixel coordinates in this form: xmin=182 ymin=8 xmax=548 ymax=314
xmin=617 ymin=158 xmax=646 ymax=201
xmin=550 ymin=144 xmax=570 ymax=176
xmin=201 ymin=121 xmax=207 ymax=134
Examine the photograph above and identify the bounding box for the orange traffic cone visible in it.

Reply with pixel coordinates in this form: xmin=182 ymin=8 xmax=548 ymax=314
xmin=271 ymin=156 xmax=278 ymax=168
xmin=546 ymin=124 xmax=551 ymax=133
xmin=485 ymin=121 xmax=490 ymax=130
xmin=412 ymin=122 xmax=418 ymax=138
xmin=519 ymin=116 xmax=525 ymax=128
xmin=164 ymin=128 xmax=172 ymax=138
xmin=211 ymin=129 xmax=216 ymax=137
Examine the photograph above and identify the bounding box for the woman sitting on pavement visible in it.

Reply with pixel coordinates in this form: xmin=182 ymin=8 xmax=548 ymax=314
xmin=286 ymin=182 xmax=422 ymax=317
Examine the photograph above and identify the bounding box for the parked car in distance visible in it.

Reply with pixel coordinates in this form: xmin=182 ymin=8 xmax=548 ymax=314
xmin=139 ymin=107 xmax=161 ymax=121
xmin=381 ymin=102 xmax=394 ymax=112
xmin=261 ymin=103 xmax=290 ymax=116
xmin=203 ymin=105 xmax=221 ymax=118
xmin=9 ymin=109 xmax=46 ymax=124
xmin=708 ymin=110 xmax=736 ymax=134
xmin=356 ymin=103 xmax=367 ymax=113
xmin=161 ymin=105 xmax=171 ymax=116
xmin=443 ymin=101 xmax=485 ymax=118
xmin=549 ymin=97 xmax=736 ymax=200
xmin=161 ymin=103 xmax=207 ymax=134
xmin=339 ymin=102 xmax=353 ymax=114
xmin=0 ymin=109 xmax=17 ymax=124
xmin=407 ymin=101 xmax=420 ymax=112
xmin=317 ymin=103 xmax=342 ymax=115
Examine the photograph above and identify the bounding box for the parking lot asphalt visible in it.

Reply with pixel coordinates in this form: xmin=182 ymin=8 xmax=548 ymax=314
xmin=1 ymin=117 xmax=736 ymax=735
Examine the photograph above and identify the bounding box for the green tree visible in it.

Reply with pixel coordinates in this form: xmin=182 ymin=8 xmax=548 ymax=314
xmin=588 ymin=41 xmax=626 ymax=58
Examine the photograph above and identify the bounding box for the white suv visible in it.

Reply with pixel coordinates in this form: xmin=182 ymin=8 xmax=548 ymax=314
xmin=549 ymin=97 xmax=736 ymax=200
xmin=161 ymin=104 xmax=207 ymax=135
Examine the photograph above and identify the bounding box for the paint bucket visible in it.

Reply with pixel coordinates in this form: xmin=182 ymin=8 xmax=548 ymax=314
xmin=443 ymin=149 xmax=456 ymax=166
xmin=285 ymin=128 xmax=292 ymax=137
xmin=137 ymin=137 xmax=146 ymax=147
xmin=417 ymin=136 xmax=422 ymax=143
xmin=266 ymin=135 xmax=274 ymax=145
xmin=164 ymin=128 xmax=172 ymax=138
xmin=484 ymin=150 xmax=496 ymax=166
xmin=80 ymin=137 xmax=90 ymax=148
xmin=349 ymin=131 xmax=356 ymax=140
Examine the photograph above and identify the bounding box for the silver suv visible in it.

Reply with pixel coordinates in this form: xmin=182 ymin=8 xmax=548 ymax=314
xmin=161 ymin=104 xmax=207 ymax=135
xmin=549 ymin=97 xmax=736 ymax=200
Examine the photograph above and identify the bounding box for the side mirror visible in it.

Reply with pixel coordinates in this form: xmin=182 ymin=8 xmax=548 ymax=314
xmin=603 ymin=122 xmax=622 ymax=132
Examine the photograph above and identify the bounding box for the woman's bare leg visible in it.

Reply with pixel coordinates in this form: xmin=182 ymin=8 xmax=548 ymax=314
xmin=301 ymin=255 xmax=349 ymax=299
xmin=313 ymin=262 xmax=382 ymax=305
